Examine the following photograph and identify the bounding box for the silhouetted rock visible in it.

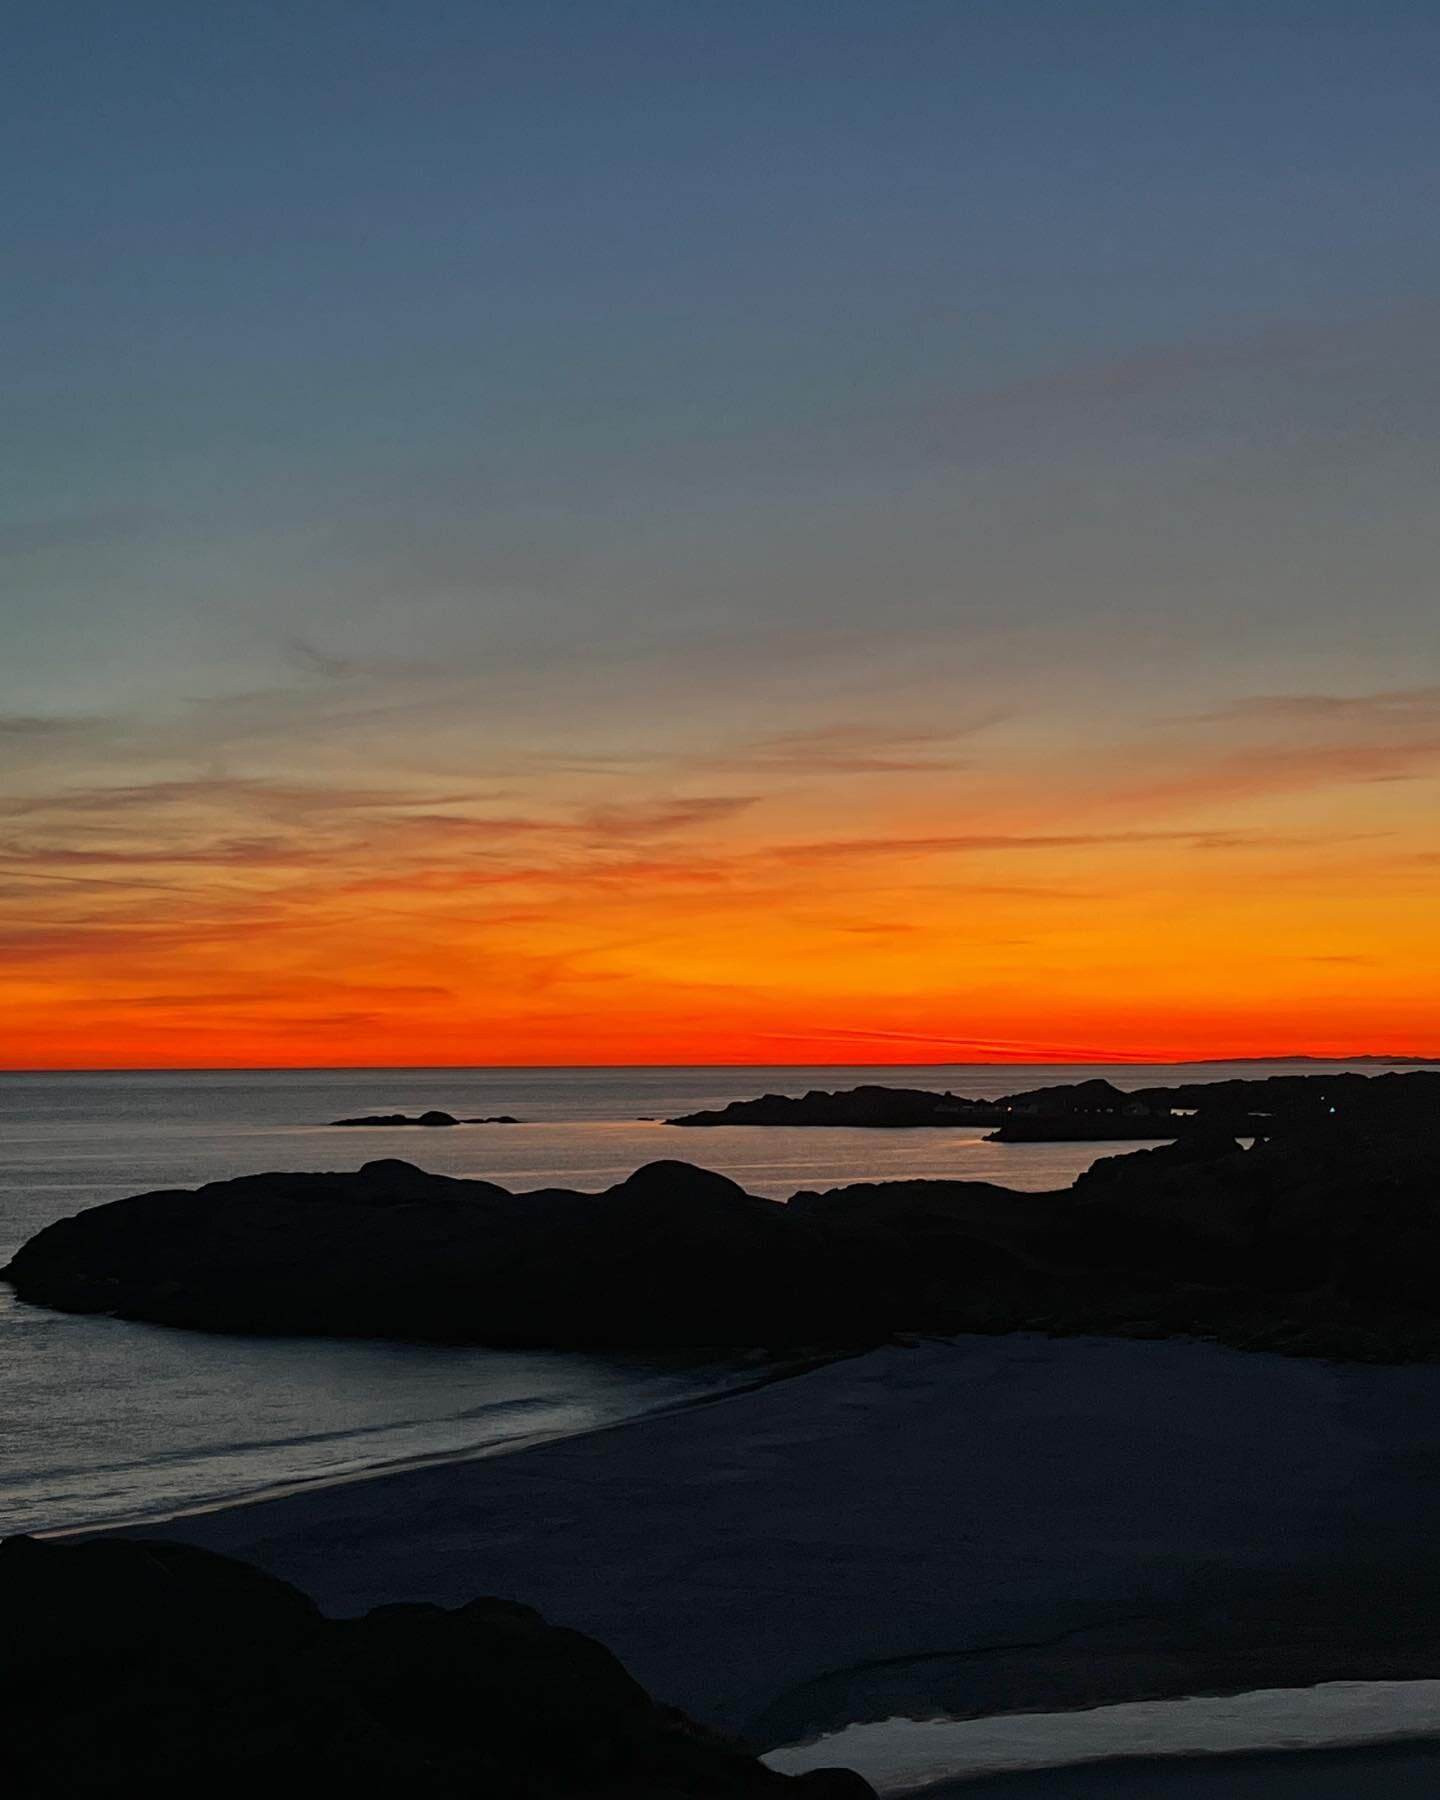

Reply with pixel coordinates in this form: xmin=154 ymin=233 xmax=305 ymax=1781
xmin=1131 ymin=1070 xmax=1440 ymax=1126
xmin=9 ymin=1107 xmax=1440 ymax=1359
xmin=332 ymin=1110 xmax=460 ymax=1127
xmin=670 ymin=1085 xmax=1003 ymax=1127
xmin=986 ymin=1114 xmax=1178 ymax=1141
xmin=1074 ymin=1131 xmax=1242 ymax=1183
xmin=671 ymin=1071 xmax=1440 ymax=1142
xmin=999 ymin=1076 xmax=1134 ymax=1113
xmin=1 ymin=1159 xmax=900 ymax=1346
xmin=464 ymin=1114 xmax=522 ymax=1123
xmin=0 ymin=1534 xmax=874 ymax=1799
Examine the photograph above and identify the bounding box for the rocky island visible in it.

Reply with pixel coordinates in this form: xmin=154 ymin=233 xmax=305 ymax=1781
xmin=331 ymin=1111 xmax=522 ymax=1127
xmin=668 ymin=1084 xmax=1008 ymax=1128
xmin=332 ymin=1110 xmax=462 ymax=1127
xmin=8 ymin=1080 xmax=1440 ymax=1360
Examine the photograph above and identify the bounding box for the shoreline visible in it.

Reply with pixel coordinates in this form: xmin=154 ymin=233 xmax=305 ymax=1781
xmin=75 ymin=1334 xmax=1440 ymax=1746
xmin=43 ymin=1342 xmax=855 ymax=1540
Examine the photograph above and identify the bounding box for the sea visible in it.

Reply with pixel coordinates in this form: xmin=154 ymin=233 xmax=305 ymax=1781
xmin=0 ymin=1060 xmax=1407 ymax=1536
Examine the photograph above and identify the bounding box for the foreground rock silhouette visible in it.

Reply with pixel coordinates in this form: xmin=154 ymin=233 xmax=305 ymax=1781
xmin=7 ymin=1112 xmax=1440 ymax=1359
xmin=0 ymin=1534 xmax=872 ymax=1799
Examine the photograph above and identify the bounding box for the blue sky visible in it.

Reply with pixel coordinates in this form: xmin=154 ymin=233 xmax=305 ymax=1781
xmin=7 ymin=1 xmax=1440 ymax=712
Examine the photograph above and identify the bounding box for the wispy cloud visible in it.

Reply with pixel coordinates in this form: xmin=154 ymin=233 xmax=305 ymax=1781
xmin=1122 ymin=683 xmax=1440 ymax=809
xmin=1199 ymin=685 xmax=1440 ymax=726
xmin=0 ymin=511 xmax=150 ymax=559
xmin=700 ymin=719 xmax=1003 ymax=774
xmin=4 ymin=657 xmax=1436 ymax=1065
xmin=0 ymin=714 xmax=102 ymax=737
xmin=764 ymin=827 xmax=1331 ymax=865
xmin=581 ymin=795 xmax=759 ymax=837
xmin=1 ymin=776 xmax=477 ymax=820
xmin=924 ymin=303 xmax=1440 ymax=460
xmin=754 ymin=1025 xmax=1135 ymax=1060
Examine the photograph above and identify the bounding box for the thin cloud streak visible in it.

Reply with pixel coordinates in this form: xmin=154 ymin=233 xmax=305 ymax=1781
xmin=4 ymin=668 xmax=1437 ymax=1065
xmin=1199 ymin=685 xmax=1440 ymax=726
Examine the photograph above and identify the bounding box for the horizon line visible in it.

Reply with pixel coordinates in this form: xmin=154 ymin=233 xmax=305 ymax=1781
xmin=3 ymin=1053 xmax=1436 ymax=1078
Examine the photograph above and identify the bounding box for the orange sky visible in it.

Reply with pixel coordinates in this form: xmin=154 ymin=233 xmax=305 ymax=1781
xmin=5 ymin=670 xmax=1437 ymax=1068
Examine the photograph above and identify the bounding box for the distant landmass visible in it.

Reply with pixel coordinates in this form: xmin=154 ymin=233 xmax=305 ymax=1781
xmin=1181 ymin=1054 xmax=1440 ymax=1065
xmin=668 ymin=1070 xmax=1440 ymax=1139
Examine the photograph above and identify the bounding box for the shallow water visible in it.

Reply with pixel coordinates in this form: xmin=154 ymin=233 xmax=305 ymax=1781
xmin=762 ymin=1680 xmax=1440 ymax=1793
xmin=0 ymin=1061 xmax=1399 ymax=1533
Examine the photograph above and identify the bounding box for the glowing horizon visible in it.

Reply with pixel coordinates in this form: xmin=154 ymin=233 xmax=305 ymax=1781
xmin=5 ymin=671 xmax=1437 ymax=1070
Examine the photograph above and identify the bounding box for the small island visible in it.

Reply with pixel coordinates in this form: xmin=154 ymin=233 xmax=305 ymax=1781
xmin=331 ymin=1111 xmax=523 ymax=1127
xmin=332 ymin=1110 xmax=461 ymax=1127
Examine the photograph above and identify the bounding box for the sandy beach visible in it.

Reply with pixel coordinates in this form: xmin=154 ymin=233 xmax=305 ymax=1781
xmin=82 ymin=1332 xmax=1440 ymax=1766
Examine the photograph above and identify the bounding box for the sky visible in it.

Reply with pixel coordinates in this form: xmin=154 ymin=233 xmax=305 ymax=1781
xmin=3 ymin=0 xmax=1439 ymax=1068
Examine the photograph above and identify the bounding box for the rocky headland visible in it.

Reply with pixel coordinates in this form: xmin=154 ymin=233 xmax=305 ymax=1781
xmin=0 ymin=1533 xmax=870 ymax=1798
xmin=670 ymin=1070 xmax=1440 ymax=1143
xmin=669 ymin=1084 xmax=1009 ymax=1128
xmin=7 ymin=1082 xmax=1440 ymax=1359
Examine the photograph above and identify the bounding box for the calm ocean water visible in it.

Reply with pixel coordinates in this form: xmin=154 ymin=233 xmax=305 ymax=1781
xmin=0 ymin=1061 xmax=1402 ymax=1535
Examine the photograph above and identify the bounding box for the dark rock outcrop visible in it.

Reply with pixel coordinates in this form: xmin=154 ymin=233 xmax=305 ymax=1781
xmin=1 ymin=1159 xmax=912 ymax=1346
xmin=332 ymin=1110 xmax=461 ymax=1127
xmin=0 ymin=1534 xmax=872 ymax=1799
xmin=670 ymin=1085 xmax=1004 ymax=1128
xmin=1130 ymin=1069 xmax=1440 ymax=1128
xmin=672 ymin=1071 xmax=1440 ymax=1142
xmin=998 ymin=1076 xmax=1133 ymax=1112
xmin=986 ymin=1114 xmax=1179 ymax=1142
xmin=9 ymin=1117 xmax=1440 ymax=1359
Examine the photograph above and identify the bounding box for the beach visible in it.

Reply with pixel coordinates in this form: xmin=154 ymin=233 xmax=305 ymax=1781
xmin=85 ymin=1332 xmax=1440 ymax=1781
